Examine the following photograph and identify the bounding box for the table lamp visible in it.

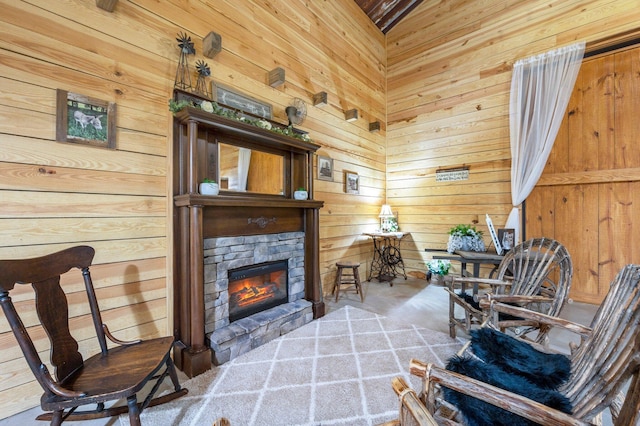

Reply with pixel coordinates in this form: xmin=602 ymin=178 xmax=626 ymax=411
xmin=379 ymin=204 xmax=395 ymax=232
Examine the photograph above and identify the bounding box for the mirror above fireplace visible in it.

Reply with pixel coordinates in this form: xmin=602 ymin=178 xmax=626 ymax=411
xmin=218 ymin=142 xmax=284 ymax=195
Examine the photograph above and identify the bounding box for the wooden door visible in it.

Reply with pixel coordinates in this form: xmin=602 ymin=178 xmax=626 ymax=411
xmin=526 ymin=45 xmax=640 ymax=304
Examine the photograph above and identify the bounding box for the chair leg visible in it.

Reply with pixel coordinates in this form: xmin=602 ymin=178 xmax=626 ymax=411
xmin=449 ymin=294 xmax=457 ymax=338
xmin=127 ymin=395 xmax=141 ymax=426
xmin=354 ymin=267 xmax=364 ymax=302
xmin=50 ymin=410 xmax=63 ymax=426
xmin=166 ymin=356 xmax=182 ymax=392
xmin=335 ymin=267 xmax=343 ymax=302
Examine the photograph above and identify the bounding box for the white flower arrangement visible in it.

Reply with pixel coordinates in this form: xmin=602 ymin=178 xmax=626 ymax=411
xmin=427 ymin=259 xmax=451 ymax=276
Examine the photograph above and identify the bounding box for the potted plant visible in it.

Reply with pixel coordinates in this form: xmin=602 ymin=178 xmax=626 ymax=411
xmin=199 ymin=178 xmax=219 ymax=195
xmin=294 ymin=187 xmax=308 ymax=200
xmin=447 ymin=224 xmax=485 ymax=253
xmin=427 ymin=259 xmax=451 ymax=285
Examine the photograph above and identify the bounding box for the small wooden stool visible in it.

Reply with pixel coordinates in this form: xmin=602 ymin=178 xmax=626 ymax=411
xmin=333 ymin=261 xmax=364 ymax=302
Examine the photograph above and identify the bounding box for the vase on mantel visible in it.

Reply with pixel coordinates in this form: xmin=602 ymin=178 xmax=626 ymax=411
xmin=294 ymin=190 xmax=308 ymax=200
xmin=199 ymin=181 xmax=219 ymax=195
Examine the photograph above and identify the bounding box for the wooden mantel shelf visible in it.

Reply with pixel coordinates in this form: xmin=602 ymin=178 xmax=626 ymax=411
xmin=174 ymin=193 xmax=324 ymax=209
xmin=173 ymin=107 xmax=321 ymax=153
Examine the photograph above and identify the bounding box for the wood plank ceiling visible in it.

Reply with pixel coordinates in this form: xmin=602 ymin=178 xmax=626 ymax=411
xmin=354 ymin=0 xmax=424 ymax=33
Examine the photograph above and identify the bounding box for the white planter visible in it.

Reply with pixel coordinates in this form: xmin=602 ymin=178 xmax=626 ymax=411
xmin=199 ymin=182 xmax=219 ymax=195
xmin=294 ymin=190 xmax=308 ymax=200
xmin=447 ymin=235 xmax=485 ymax=253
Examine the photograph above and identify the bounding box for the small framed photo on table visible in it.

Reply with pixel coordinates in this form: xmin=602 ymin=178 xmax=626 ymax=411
xmin=498 ymin=228 xmax=515 ymax=251
xmin=345 ymin=171 xmax=359 ymax=194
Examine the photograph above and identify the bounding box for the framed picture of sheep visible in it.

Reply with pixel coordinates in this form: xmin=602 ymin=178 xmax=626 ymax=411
xmin=56 ymin=89 xmax=116 ymax=149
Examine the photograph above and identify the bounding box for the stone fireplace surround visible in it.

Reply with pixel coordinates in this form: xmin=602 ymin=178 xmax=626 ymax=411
xmin=205 ymin=232 xmax=313 ymax=364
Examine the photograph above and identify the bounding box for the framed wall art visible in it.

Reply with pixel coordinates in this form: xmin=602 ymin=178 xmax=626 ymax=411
xmin=56 ymin=89 xmax=116 ymax=149
xmin=317 ymin=155 xmax=333 ymax=181
xmin=345 ymin=171 xmax=359 ymax=195
xmin=211 ymin=81 xmax=272 ymax=119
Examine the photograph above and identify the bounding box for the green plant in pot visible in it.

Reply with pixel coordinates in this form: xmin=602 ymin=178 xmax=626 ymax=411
xmin=447 ymin=224 xmax=485 ymax=253
xmin=427 ymin=259 xmax=451 ymax=285
xmin=199 ymin=178 xmax=219 ymax=196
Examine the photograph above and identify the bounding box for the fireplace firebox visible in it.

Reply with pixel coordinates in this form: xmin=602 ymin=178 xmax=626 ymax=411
xmin=228 ymin=260 xmax=288 ymax=322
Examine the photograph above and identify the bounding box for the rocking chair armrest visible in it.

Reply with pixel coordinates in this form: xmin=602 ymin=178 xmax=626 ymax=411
xmin=39 ymin=364 xmax=87 ymax=398
xmin=102 ymin=324 xmax=142 ymax=346
xmin=483 ymin=294 xmax=555 ymax=305
xmin=451 ymin=277 xmax=512 ymax=287
xmin=479 ymin=299 xmax=593 ymax=338
xmin=410 ymin=360 xmax=590 ymax=426
xmin=388 ymin=376 xmax=439 ymax=426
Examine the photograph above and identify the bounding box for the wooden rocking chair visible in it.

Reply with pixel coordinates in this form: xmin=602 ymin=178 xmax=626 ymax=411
xmin=445 ymin=237 xmax=573 ymax=343
xmin=0 ymin=246 xmax=188 ymax=425
xmin=409 ymin=263 xmax=640 ymax=425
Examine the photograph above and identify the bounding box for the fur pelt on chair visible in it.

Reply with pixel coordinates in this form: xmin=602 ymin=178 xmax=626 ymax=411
xmin=445 ymin=354 xmax=572 ymax=426
xmin=470 ymin=328 xmax=571 ymax=389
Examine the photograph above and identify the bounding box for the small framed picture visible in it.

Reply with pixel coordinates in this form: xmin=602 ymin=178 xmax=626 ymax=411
xmin=498 ymin=228 xmax=515 ymax=251
xmin=317 ymin=155 xmax=333 ymax=181
xmin=56 ymin=89 xmax=116 ymax=149
xmin=345 ymin=171 xmax=359 ymax=194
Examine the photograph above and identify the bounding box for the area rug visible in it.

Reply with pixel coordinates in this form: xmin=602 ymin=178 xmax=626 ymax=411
xmin=120 ymin=305 xmax=463 ymax=426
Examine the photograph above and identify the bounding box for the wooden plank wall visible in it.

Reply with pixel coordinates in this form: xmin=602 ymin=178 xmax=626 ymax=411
xmin=527 ymin=45 xmax=640 ymax=304
xmin=386 ymin=0 xmax=640 ymax=278
xmin=0 ymin=0 xmax=385 ymax=417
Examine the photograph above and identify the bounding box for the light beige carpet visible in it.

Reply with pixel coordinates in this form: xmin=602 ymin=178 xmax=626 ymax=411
xmin=120 ymin=305 xmax=463 ymax=426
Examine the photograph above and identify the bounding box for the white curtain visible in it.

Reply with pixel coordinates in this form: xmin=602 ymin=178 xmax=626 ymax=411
xmin=237 ymin=148 xmax=251 ymax=192
xmin=507 ymin=41 xmax=586 ymax=242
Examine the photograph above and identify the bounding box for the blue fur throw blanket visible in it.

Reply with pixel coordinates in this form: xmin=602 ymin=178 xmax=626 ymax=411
xmin=470 ymin=328 xmax=571 ymax=389
xmin=444 ymin=355 xmax=573 ymax=426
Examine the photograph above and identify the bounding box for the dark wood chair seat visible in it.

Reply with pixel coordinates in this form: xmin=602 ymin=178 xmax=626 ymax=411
xmin=0 ymin=246 xmax=188 ymax=425
xmin=42 ymin=336 xmax=175 ymax=409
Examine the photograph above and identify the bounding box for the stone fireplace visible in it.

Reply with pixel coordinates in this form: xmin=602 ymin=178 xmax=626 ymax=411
xmin=171 ymin=99 xmax=324 ymax=377
xmin=204 ymin=232 xmax=312 ymax=364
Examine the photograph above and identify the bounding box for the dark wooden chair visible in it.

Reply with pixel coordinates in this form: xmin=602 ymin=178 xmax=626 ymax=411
xmin=408 ymin=264 xmax=640 ymax=425
xmin=0 ymin=246 xmax=188 ymax=425
xmin=445 ymin=237 xmax=573 ymax=344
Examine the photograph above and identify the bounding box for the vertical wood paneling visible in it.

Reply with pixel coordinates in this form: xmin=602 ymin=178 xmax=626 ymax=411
xmin=527 ymin=46 xmax=640 ymax=303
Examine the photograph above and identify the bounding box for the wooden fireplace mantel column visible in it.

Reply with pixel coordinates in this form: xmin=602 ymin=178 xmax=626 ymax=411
xmin=172 ymin=102 xmax=324 ymax=377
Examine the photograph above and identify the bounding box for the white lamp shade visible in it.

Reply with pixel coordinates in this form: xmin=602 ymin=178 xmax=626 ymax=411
xmin=379 ymin=204 xmax=394 ymax=218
